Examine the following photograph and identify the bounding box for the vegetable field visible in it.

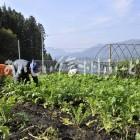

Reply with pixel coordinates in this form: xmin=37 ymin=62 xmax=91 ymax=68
xmin=0 ymin=74 xmax=140 ymax=139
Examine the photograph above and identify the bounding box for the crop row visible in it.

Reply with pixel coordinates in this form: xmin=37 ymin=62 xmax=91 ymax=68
xmin=0 ymin=74 xmax=140 ymax=139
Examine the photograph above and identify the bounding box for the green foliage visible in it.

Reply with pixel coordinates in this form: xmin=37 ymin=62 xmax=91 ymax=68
xmin=0 ymin=96 xmax=16 ymax=139
xmin=0 ymin=96 xmax=16 ymax=124
xmin=70 ymin=103 xmax=91 ymax=126
xmin=135 ymin=132 xmax=140 ymax=140
xmin=0 ymin=28 xmax=18 ymax=63
xmin=0 ymin=5 xmax=49 ymax=61
xmin=0 ymin=126 xmax=9 ymax=140
xmin=1 ymin=74 xmax=140 ymax=139
xmin=117 ymin=60 xmax=130 ymax=78
xmin=117 ymin=59 xmax=140 ymax=78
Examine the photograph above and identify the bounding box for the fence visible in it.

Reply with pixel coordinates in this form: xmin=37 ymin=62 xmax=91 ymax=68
xmin=36 ymin=43 xmax=140 ymax=75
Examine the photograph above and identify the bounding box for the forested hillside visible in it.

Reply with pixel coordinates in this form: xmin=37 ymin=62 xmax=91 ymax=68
xmin=0 ymin=5 xmax=51 ymax=63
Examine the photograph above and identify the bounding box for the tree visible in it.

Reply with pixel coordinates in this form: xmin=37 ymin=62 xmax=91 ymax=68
xmin=44 ymin=53 xmax=52 ymax=61
xmin=0 ymin=28 xmax=18 ymax=63
xmin=0 ymin=5 xmax=53 ymax=62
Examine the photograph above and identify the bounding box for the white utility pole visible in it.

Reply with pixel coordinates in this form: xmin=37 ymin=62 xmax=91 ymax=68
xmin=98 ymin=58 xmax=100 ymax=75
xmin=41 ymin=33 xmax=45 ymax=73
xmin=18 ymin=40 xmax=21 ymax=59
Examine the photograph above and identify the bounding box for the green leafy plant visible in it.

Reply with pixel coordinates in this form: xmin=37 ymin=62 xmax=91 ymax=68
xmin=135 ymin=132 xmax=140 ymax=140
xmin=0 ymin=125 xmax=9 ymax=140
xmin=70 ymin=103 xmax=91 ymax=126
xmin=0 ymin=73 xmax=140 ymax=139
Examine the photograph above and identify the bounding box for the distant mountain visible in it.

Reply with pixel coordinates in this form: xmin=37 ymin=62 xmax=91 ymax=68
xmin=47 ymin=44 xmax=104 ymax=60
xmin=47 ymin=47 xmax=68 ymax=59
xmin=70 ymin=44 xmax=103 ymax=59
xmin=70 ymin=39 xmax=140 ymax=60
xmin=47 ymin=39 xmax=140 ymax=60
xmin=118 ymin=39 xmax=140 ymax=44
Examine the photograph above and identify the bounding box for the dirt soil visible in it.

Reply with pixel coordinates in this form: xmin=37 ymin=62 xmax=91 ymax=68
xmin=5 ymin=102 xmax=136 ymax=140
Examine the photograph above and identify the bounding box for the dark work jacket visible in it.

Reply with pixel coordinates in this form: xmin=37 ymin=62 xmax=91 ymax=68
xmin=12 ymin=59 xmax=38 ymax=85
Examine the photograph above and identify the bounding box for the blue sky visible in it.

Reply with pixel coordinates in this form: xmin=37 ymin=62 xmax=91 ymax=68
xmin=0 ymin=0 xmax=140 ymax=52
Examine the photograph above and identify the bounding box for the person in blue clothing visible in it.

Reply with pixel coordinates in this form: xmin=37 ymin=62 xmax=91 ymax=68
xmin=12 ymin=59 xmax=39 ymax=85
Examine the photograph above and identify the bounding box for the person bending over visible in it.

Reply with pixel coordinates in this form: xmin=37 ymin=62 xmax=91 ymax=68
xmin=12 ymin=59 xmax=39 ymax=85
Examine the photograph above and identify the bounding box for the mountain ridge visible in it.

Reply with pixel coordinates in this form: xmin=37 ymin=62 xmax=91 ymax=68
xmin=47 ymin=39 xmax=140 ymax=59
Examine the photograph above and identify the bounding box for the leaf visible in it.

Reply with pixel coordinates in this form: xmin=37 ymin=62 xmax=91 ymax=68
xmin=135 ymin=132 xmax=140 ymax=140
xmin=131 ymin=106 xmax=135 ymax=113
xmin=60 ymin=117 xmax=73 ymax=125
xmin=0 ymin=126 xmax=9 ymax=139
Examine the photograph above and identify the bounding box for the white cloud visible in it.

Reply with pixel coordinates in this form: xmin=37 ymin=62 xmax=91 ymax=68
xmin=113 ymin=0 xmax=134 ymax=16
